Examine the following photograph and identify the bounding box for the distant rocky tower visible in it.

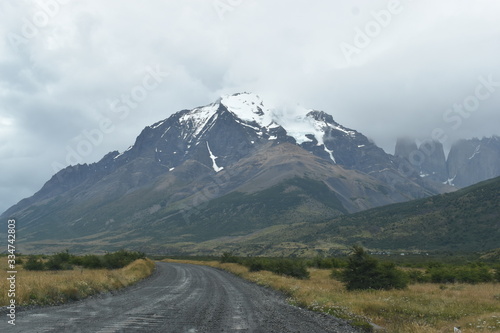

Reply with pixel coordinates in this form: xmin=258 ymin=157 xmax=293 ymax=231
xmin=395 ymin=136 xmax=500 ymax=187
xmin=447 ymin=136 xmax=500 ymax=188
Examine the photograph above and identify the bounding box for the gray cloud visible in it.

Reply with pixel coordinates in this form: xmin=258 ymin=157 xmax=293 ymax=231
xmin=1 ymin=0 xmax=500 ymax=214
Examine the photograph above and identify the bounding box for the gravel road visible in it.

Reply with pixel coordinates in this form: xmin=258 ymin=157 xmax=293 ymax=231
xmin=1 ymin=262 xmax=362 ymax=332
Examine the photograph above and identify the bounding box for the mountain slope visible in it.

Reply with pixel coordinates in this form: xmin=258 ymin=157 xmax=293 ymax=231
xmin=317 ymin=175 xmax=500 ymax=252
xmin=204 ymin=176 xmax=500 ymax=256
xmin=447 ymin=136 xmax=500 ymax=187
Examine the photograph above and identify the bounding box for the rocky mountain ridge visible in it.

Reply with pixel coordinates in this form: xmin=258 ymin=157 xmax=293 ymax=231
xmin=395 ymin=136 xmax=500 ymax=188
xmin=2 ymin=93 xmax=457 ymax=253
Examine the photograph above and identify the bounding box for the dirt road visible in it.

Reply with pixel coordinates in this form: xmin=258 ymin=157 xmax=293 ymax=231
xmin=1 ymin=262 xmax=361 ymax=332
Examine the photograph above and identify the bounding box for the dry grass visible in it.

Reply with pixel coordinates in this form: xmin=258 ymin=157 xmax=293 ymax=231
xmin=0 ymin=258 xmax=155 ymax=306
xmin=163 ymin=259 xmax=500 ymax=333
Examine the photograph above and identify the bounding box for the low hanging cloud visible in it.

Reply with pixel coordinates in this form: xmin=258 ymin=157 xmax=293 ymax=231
xmin=1 ymin=0 xmax=499 ymax=214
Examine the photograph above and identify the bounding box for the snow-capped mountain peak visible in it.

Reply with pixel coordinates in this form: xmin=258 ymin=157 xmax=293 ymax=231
xmin=115 ymin=92 xmax=368 ymax=173
xmin=218 ymin=92 xmax=356 ymax=146
xmin=220 ymin=92 xmax=272 ymax=125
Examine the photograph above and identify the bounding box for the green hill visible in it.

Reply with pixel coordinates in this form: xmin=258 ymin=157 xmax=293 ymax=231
xmin=313 ymin=175 xmax=500 ymax=252
xmin=184 ymin=176 xmax=500 ymax=256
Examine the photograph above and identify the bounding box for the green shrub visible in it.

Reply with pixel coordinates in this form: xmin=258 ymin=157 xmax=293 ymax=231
xmin=308 ymin=256 xmax=346 ymax=269
xmin=45 ymin=257 xmax=73 ymax=271
xmin=247 ymin=258 xmax=269 ymax=272
xmin=221 ymin=255 xmax=310 ymax=279
xmin=102 ymin=250 xmax=145 ymax=269
xmin=77 ymin=250 xmax=145 ymax=269
xmin=45 ymin=251 xmax=74 ymax=270
xmin=427 ymin=264 xmax=494 ymax=284
xmin=456 ymin=266 xmax=493 ymax=284
xmin=220 ymin=252 xmax=241 ymax=264
xmin=495 ymin=266 xmax=500 ymax=282
xmin=80 ymin=254 xmax=103 ymax=269
xmin=69 ymin=255 xmax=84 ymax=266
xmin=341 ymin=246 xmax=408 ymax=291
xmin=273 ymin=259 xmax=310 ymax=279
xmin=407 ymin=269 xmax=430 ymax=283
xmin=427 ymin=266 xmax=456 ymax=283
xmin=23 ymin=256 xmax=45 ymax=271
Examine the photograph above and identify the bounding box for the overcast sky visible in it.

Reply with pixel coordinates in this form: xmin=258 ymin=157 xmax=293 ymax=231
xmin=1 ymin=0 xmax=499 ymax=214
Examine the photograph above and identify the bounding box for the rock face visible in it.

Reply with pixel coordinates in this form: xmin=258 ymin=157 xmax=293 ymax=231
xmin=395 ymin=137 xmax=418 ymax=161
xmin=447 ymin=136 xmax=500 ymax=188
xmin=419 ymin=140 xmax=448 ymax=183
xmin=395 ymin=136 xmax=500 ymax=188
xmin=1 ymin=93 xmax=455 ymax=252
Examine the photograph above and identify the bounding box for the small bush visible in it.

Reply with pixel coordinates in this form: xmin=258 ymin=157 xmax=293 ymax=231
xmin=273 ymin=259 xmax=310 ymax=279
xmin=427 ymin=266 xmax=457 ymax=283
xmin=456 ymin=266 xmax=493 ymax=284
xmin=69 ymin=256 xmax=84 ymax=266
xmin=80 ymin=254 xmax=103 ymax=269
xmin=102 ymin=250 xmax=139 ymax=269
xmin=247 ymin=258 xmax=269 ymax=272
xmin=220 ymin=252 xmax=241 ymax=264
xmin=407 ymin=269 xmax=430 ymax=283
xmin=308 ymin=256 xmax=346 ymax=269
xmin=427 ymin=264 xmax=494 ymax=284
xmin=24 ymin=256 xmax=45 ymax=271
xmin=45 ymin=257 xmax=73 ymax=271
xmin=45 ymin=251 xmax=74 ymax=270
xmin=78 ymin=250 xmax=145 ymax=269
xmin=341 ymin=246 xmax=408 ymax=291
xmin=221 ymin=255 xmax=310 ymax=279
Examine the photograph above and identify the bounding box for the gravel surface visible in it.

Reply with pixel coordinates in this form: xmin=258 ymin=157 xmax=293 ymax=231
xmin=1 ymin=262 xmax=362 ymax=332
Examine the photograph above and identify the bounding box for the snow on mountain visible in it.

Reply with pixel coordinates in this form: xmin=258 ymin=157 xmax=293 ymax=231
xmin=179 ymin=103 xmax=219 ymax=139
xmin=220 ymin=92 xmax=355 ymax=150
xmin=220 ymin=93 xmax=273 ymax=126
xmin=468 ymin=145 xmax=481 ymax=160
xmin=206 ymin=142 xmax=224 ymax=172
xmin=121 ymin=92 xmax=358 ymax=168
xmin=104 ymin=92 xmax=366 ymax=170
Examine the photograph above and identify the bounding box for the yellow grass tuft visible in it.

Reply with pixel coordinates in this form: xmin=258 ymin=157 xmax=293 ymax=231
xmin=0 ymin=258 xmax=155 ymax=306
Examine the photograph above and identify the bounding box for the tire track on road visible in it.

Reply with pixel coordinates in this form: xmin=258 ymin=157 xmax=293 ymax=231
xmin=1 ymin=263 xmax=361 ymax=332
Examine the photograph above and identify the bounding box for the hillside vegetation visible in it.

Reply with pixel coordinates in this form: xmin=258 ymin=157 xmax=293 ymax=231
xmin=314 ymin=175 xmax=500 ymax=252
xmin=173 ymin=176 xmax=500 ymax=255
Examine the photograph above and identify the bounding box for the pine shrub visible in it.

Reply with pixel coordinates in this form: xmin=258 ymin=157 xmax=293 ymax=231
xmin=341 ymin=246 xmax=408 ymax=290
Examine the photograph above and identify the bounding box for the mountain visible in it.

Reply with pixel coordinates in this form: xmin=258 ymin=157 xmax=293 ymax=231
xmin=447 ymin=136 xmax=500 ymax=187
xmin=185 ymin=176 xmax=500 ymax=256
xmin=395 ymin=136 xmax=500 ymax=188
xmin=1 ymin=93 xmax=454 ymax=253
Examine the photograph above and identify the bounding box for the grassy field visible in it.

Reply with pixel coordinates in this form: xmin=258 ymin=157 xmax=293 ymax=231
xmin=0 ymin=258 xmax=155 ymax=307
xmin=163 ymin=259 xmax=500 ymax=333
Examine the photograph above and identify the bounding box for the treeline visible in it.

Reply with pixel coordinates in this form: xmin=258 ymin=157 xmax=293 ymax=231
xmin=220 ymin=252 xmax=322 ymax=279
xmin=220 ymin=247 xmax=500 ymax=290
xmin=23 ymin=250 xmax=146 ymax=271
xmin=407 ymin=262 xmax=499 ymax=284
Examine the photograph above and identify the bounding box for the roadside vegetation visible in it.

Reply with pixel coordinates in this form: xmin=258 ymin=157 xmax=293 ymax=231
xmin=220 ymin=252 xmax=311 ymax=279
xmin=0 ymin=250 xmax=155 ymax=307
xmin=163 ymin=248 xmax=500 ymax=332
